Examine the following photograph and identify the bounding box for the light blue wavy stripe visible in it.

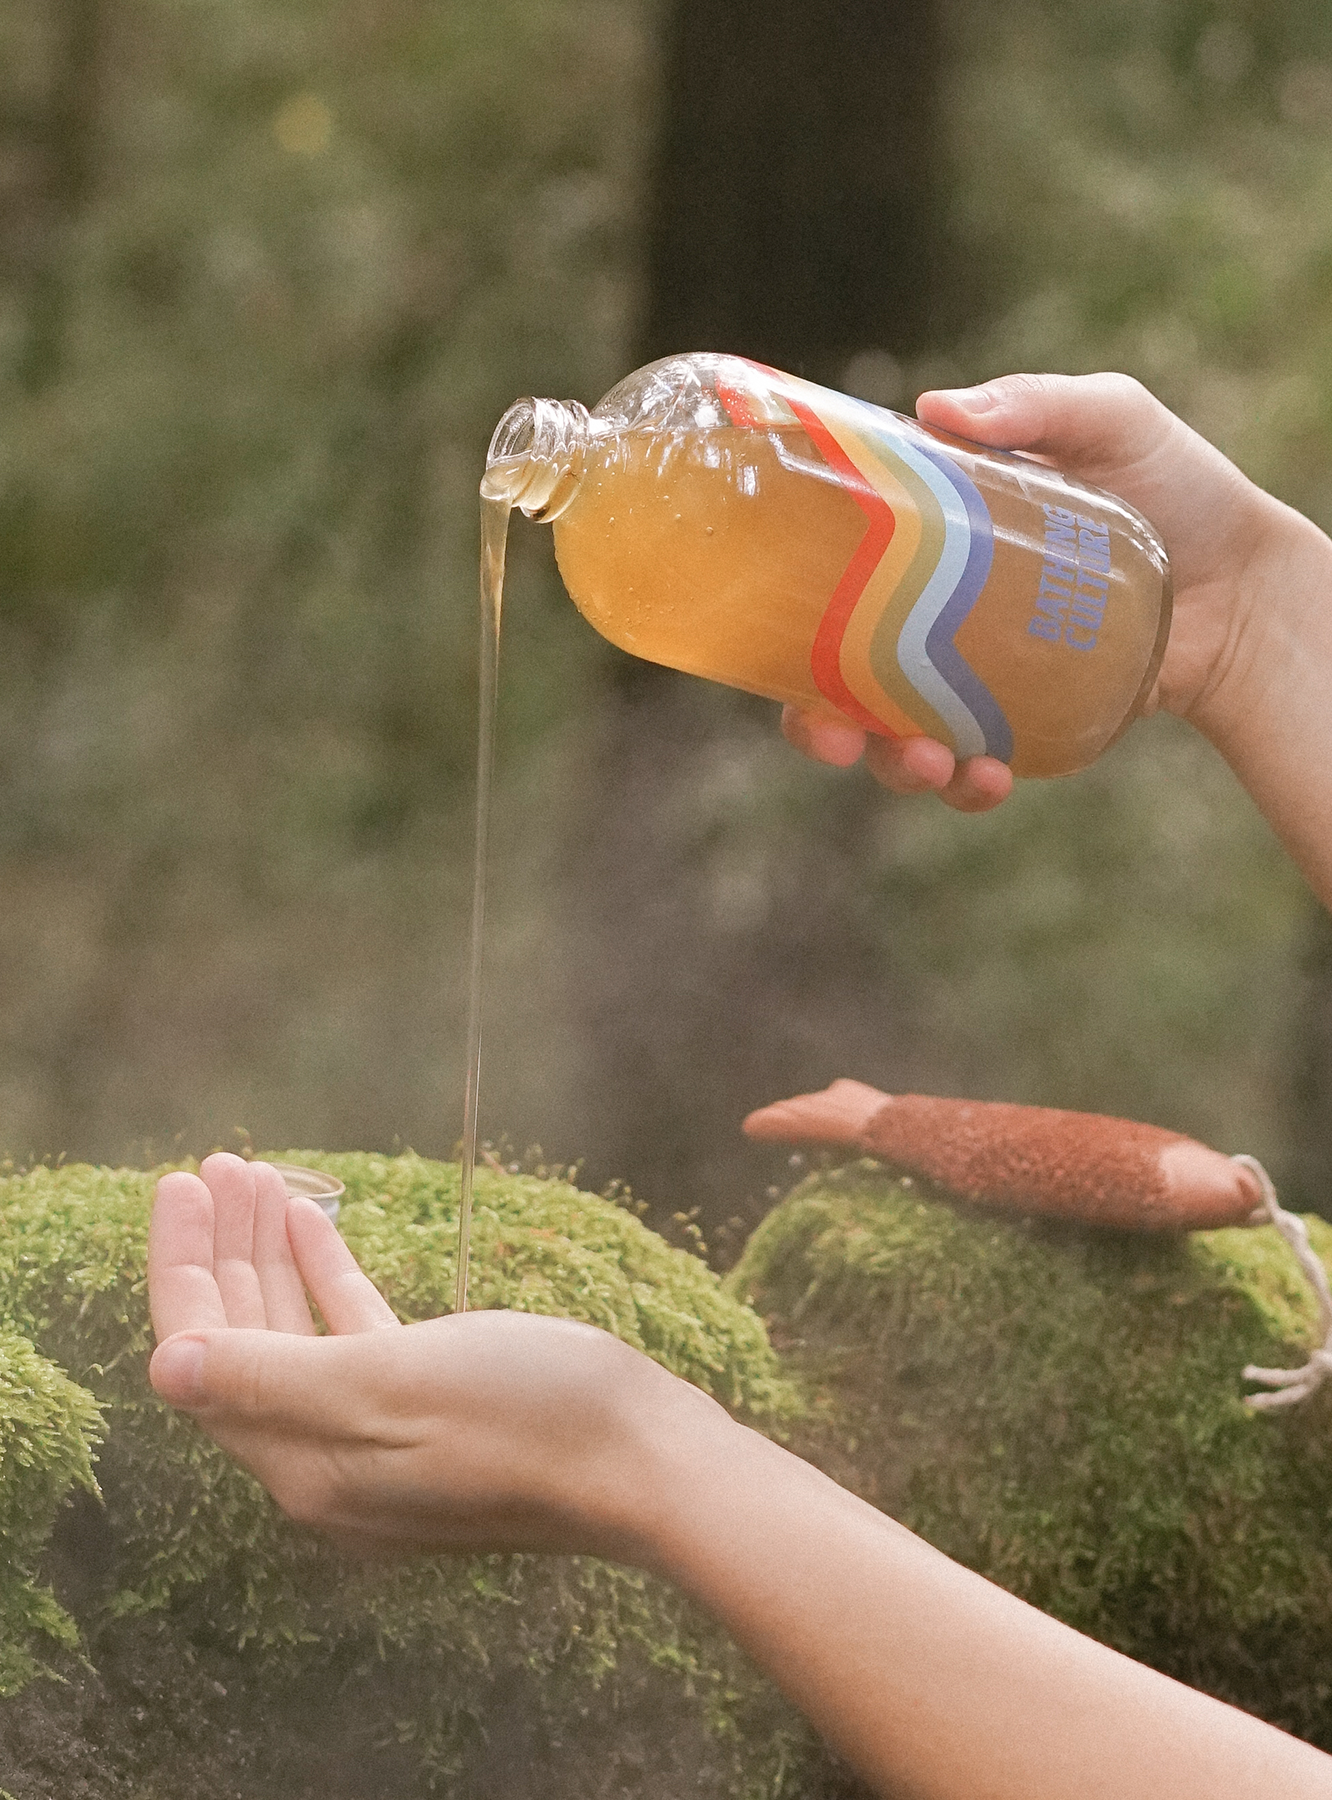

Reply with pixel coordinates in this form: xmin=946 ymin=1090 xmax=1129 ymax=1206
xmin=863 ymin=421 xmax=988 ymax=758
xmin=916 ymin=443 xmax=1010 ymax=763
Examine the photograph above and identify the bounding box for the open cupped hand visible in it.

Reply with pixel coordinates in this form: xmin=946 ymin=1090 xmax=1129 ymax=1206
xmin=148 ymin=1153 xmax=723 ymax=1563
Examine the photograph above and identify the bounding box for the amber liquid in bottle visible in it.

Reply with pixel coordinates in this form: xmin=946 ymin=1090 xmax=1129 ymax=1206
xmin=550 ymin=412 xmax=1170 ymax=779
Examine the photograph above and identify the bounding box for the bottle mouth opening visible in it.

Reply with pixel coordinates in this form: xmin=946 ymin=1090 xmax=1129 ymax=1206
xmin=482 ymin=397 xmax=591 ymax=519
xmin=486 ymin=399 xmax=538 ymax=470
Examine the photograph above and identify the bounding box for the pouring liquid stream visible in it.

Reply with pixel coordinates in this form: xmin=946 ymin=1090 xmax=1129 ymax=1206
xmin=456 ymin=492 xmax=510 ymax=1313
xmin=457 ymin=358 xmax=1175 ymax=1309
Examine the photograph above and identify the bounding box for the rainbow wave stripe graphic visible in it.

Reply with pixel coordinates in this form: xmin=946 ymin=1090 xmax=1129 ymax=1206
xmin=718 ymin=363 xmax=1014 ymax=763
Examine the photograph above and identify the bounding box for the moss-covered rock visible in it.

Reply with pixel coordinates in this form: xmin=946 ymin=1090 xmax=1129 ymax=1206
xmin=0 ymin=1329 xmax=102 ymax=1693
xmin=26 ymin=1147 xmax=1332 ymax=1789
xmin=729 ymin=1162 xmax=1332 ymax=1749
xmin=0 ymin=1153 xmax=806 ymax=1798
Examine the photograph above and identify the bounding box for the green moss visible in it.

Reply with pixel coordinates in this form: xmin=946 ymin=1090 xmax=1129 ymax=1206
xmin=298 ymin=1151 xmax=795 ymax=1419
xmin=15 ymin=1148 xmax=1332 ymax=1782
xmin=0 ymin=1329 xmax=102 ymax=1692
xmin=0 ymin=1153 xmax=803 ymax=1793
xmin=729 ymin=1163 xmax=1332 ymax=1746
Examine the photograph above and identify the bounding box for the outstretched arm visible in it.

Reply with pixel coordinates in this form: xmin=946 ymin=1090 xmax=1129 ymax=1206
xmin=149 ymin=1157 xmax=1332 ymax=1798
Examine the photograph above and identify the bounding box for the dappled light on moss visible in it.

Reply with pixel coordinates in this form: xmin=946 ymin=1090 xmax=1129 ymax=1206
xmin=0 ymin=1329 xmax=102 ymax=1693
xmin=0 ymin=1154 xmax=805 ymax=1794
xmin=730 ymin=1163 xmax=1332 ymax=1747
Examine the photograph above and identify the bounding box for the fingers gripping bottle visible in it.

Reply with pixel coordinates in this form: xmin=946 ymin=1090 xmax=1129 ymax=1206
xmin=483 ymin=353 xmax=1172 ymax=777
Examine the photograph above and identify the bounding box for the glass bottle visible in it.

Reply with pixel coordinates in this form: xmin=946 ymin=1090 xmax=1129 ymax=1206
xmin=483 ymin=353 xmax=1171 ymax=777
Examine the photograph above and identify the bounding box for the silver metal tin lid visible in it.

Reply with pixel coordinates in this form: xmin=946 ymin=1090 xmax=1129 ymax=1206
xmin=269 ymin=1162 xmax=345 ymax=1224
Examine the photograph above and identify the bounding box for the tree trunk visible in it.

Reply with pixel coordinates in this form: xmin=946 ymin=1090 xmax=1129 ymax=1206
xmin=3 ymin=0 xmax=103 ymax=393
xmin=640 ymin=0 xmax=948 ymax=375
xmin=551 ymin=1 xmax=956 ymax=1234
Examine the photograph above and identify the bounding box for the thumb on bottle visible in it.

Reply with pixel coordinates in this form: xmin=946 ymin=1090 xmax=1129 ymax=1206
xmin=916 ymin=371 xmax=1175 ymax=474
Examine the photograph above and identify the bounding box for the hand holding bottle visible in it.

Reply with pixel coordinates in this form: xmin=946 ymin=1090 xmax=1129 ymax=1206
xmin=788 ymin=371 xmax=1332 ymax=883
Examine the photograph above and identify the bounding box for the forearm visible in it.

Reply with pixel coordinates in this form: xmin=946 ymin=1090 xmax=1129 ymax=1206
xmin=641 ymin=1418 xmax=1332 ymax=1800
xmin=1186 ymin=502 xmax=1332 ymax=909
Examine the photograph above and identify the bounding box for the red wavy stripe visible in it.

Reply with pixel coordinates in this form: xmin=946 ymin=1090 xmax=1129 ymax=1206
xmin=720 ymin=362 xmax=898 ymax=736
xmin=785 ymin=394 xmax=899 ymax=737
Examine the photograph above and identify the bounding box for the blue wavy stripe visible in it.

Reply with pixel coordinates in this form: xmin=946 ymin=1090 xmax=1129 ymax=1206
xmin=915 ymin=441 xmax=1012 ymax=764
xmin=865 ymin=424 xmax=988 ymax=757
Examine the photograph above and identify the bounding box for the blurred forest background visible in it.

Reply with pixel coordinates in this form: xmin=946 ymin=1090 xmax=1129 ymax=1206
xmin=2 ymin=0 xmax=1332 ymax=1238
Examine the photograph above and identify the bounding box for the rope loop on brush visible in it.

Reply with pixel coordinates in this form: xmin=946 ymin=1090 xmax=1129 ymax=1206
xmin=1234 ymin=1154 xmax=1332 ymax=1411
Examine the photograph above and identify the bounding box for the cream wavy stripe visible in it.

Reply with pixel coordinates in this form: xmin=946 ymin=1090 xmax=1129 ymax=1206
xmin=806 ymin=413 xmax=935 ymax=739
xmin=780 ymin=374 xmax=983 ymax=751
xmin=880 ymin=427 xmax=988 ymax=759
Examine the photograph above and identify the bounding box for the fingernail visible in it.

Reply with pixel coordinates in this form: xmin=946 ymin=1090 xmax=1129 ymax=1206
xmin=934 ymin=385 xmax=997 ymax=413
xmin=152 ymin=1335 xmax=207 ymax=1407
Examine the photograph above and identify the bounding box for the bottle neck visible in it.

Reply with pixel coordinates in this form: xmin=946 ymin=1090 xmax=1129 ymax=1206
xmin=482 ymin=396 xmax=591 ymax=522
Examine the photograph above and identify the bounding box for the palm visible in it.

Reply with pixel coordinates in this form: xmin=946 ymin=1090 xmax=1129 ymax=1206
xmin=146 ymin=1155 xmax=685 ymax=1562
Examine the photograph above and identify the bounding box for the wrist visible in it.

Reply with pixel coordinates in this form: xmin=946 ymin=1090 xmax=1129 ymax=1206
xmin=579 ymin=1362 xmax=748 ymax=1571
xmin=1185 ymin=496 xmax=1329 ymax=743
xmin=630 ymin=1407 xmax=869 ymax=1597
xmin=1191 ymin=499 xmax=1332 ymax=748
xmin=631 ymin=1394 xmax=750 ymax=1576
xmin=1184 ymin=498 xmax=1332 ymax=904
